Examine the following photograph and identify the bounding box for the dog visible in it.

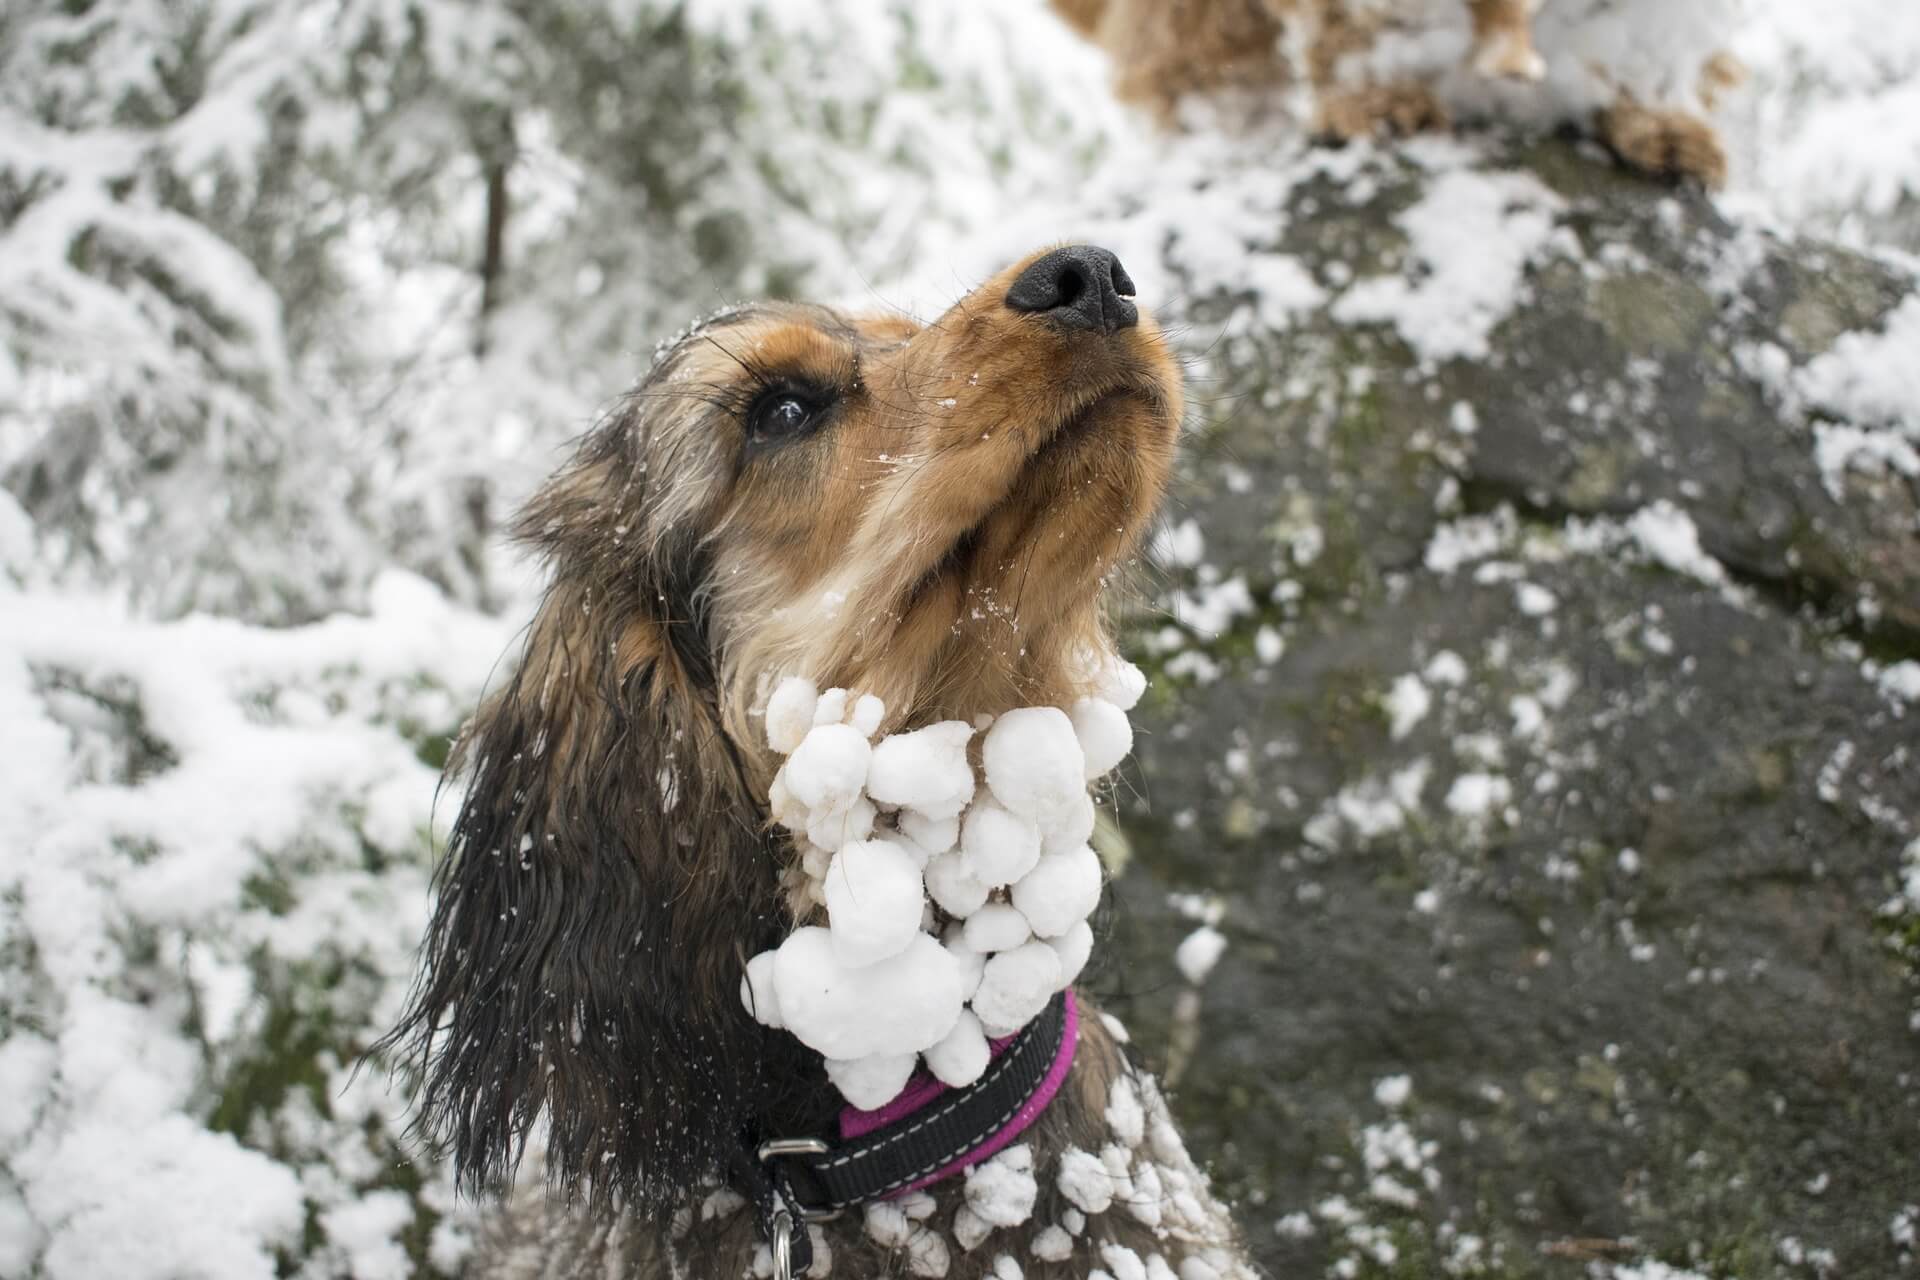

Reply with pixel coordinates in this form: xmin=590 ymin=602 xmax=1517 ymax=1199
xmin=1053 ymin=0 xmax=1737 ymax=187
xmin=383 ymin=246 xmax=1259 ymax=1278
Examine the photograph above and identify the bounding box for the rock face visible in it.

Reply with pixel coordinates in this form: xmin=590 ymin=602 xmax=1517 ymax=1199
xmin=1099 ymin=139 xmax=1920 ymax=1278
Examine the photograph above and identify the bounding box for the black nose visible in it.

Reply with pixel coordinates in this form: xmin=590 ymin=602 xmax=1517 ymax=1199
xmin=1004 ymin=246 xmax=1139 ymax=334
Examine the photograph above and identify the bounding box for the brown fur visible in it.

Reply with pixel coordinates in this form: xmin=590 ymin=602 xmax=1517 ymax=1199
xmin=386 ymin=250 xmax=1256 ymax=1277
xmin=1054 ymin=0 xmax=1732 ymax=186
xmin=1598 ymin=96 xmax=1730 ymax=188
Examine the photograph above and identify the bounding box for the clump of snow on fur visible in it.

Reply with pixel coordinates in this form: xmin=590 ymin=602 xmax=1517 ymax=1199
xmin=766 ymin=676 xmax=820 ymax=753
xmin=768 ymin=928 xmax=963 ymax=1060
xmin=983 ymin=707 xmax=1085 ymax=827
xmin=1032 ymin=1225 xmax=1074 ymax=1261
xmin=1012 ymin=843 xmax=1103 ymax=940
xmin=758 ymin=679 xmax=1130 ymax=1103
xmin=965 ymin=1144 xmax=1039 ymax=1227
xmin=972 ymin=941 xmax=1064 ymax=1035
xmin=1071 ymin=697 xmax=1133 ymax=778
xmin=827 ymin=1052 xmax=920 ymax=1110
xmin=964 ymin=902 xmax=1035 ymax=953
xmin=824 ymin=839 xmax=927 ymax=966
xmin=927 ymin=851 xmax=992 ymax=918
xmin=741 ymin=951 xmax=784 ymax=1028
xmin=925 ymin=1009 xmax=992 ymax=1088
xmin=1092 ymin=652 xmax=1149 ymax=711
xmin=1057 ymin=1148 xmax=1116 ymax=1215
xmin=1047 ymin=920 xmax=1095 ymax=987
xmin=868 ymin=721 xmax=976 ymax=819
xmin=785 ymin=722 xmax=874 ymax=851
xmin=962 ymin=797 xmax=1043 ymax=887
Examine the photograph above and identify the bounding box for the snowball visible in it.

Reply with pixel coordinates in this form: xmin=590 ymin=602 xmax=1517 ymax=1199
xmin=867 ymin=721 xmax=976 ymax=820
xmin=925 ymin=1009 xmax=991 ymax=1087
xmin=786 ymin=723 xmax=873 ymax=810
xmin=963 ymin=902 xmax=1033 ymax=953
xmin=741 ymin=950 xmax=783 ymax=1028
xmin=813 ymin=687 xmax=850 ymax=726
xmin=964 ymin=1145 xmax=1038 ymax=1227
xmin=943 ymin=926 xmax=987 ymax=1000
xmin=826 ymin=1052 xmax=918 ymax=1110
xmin=1032 ymin=1226 xmax=1073 ymax=1261
xmin=766 ymin=677 xmax=819 ymax=753
xmin=768 ymin=766 xmax=806 ymax=830
xmin=954 ymin=1205 xmax=993 ymax=1252
xmin=1045 ymin=920 xmax=1094 ymax=988
xmin=1039 ymin=791 xmax=1096 ymax=856
xmin=905 ymin=1231 xmax=950 ymax=1278
xmin=960 ymin=796 xmax=1042 ymax=888
xmin=1125 ymin=1164 xmax=1163 ymax=1227
xmin=1095 ymin=655 xmax=1148 ymax=711
xmin=926 ymin=851 xmax=991 ymax=918
xmin=851 ymin=693 xmax=886 ymax=738
xmin=1057 ymin=1148 xmax=1114 ymax=1214
xmin=824 ymin=839 xmax=926 ymax=967
xmin=773 ymin=928 xmax=963 ymax=1059
xmin=1174 ymin=925 xmax=1227 ymax=985
xmin=807 ymin=793 xmax=875 ymax=852
xmin=1011 ymin=843 xmax=1102 ymax=939
xmin=1106 ymin=1077 xmax=1145 ymax=1148
xmin=971 ymin=941 xmax=1062 ymax=1033
xmin=1070 ymin=698 xmax=1132 ymax=779
xmin=865 ymin=1201 xmax=911 ymax=1248
xmin=899 ymin=809 xmax=960 ymax=857
xmin=982 ymin=707 xmax=1085 ymax=825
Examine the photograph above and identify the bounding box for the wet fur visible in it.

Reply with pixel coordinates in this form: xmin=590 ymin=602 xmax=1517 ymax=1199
xmin=1056 ymin=0 xmax=1732 ymax=187
xmin=384 ymin=251 xmax=1255 ymax=1277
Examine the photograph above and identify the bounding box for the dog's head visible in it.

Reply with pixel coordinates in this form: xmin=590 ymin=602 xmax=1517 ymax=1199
xmin=386 ymin=246 xmax=1181 ymax=1212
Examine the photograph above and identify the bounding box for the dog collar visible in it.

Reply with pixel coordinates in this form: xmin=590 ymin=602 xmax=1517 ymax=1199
xmin=733 ymin=989 xmax=1078 ymax=1278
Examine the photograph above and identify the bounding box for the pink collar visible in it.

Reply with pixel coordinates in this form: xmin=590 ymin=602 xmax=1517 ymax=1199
xmin=837 ymin=989 xmax=1080 ymax=1197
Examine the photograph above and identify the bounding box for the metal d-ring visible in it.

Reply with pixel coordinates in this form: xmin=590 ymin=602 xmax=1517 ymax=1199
xmin=756 ymin=1137 xmax=842 ymax=1222
xmin=757 ymin=1137 xmax=830 ymax=1162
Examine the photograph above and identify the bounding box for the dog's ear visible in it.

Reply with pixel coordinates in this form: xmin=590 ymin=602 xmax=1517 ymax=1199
xmin=382 ymin=424 xmax=814 ymax=1212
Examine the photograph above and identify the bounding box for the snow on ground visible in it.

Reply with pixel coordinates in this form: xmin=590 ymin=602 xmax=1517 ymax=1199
xmin=1 ymin=571 xmax=511 ymax=1277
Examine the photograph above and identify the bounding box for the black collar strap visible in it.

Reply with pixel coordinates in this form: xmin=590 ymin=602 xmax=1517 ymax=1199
xmin=732 ymin=990 xmax=1074 ymax=1279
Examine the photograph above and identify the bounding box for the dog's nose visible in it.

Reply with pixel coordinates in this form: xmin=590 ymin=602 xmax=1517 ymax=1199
xmin=1004 ymin=246 xmax=1139 ymax=334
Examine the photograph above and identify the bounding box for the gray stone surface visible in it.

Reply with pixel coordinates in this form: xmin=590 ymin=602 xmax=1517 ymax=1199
xmin=1097 ymin=139 xmax=1920 ymax=1279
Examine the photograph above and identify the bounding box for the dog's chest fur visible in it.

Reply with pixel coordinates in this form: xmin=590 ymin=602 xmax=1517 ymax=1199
xmin=463 ymin=1017 xmax=1250 ymax=1279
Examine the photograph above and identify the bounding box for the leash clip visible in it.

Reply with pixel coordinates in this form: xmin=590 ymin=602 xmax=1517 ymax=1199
xmin=770 ymin=1208 xmax=795 ymax=1280
xmin=757 ymin=1138 xmax=842 ymax=1222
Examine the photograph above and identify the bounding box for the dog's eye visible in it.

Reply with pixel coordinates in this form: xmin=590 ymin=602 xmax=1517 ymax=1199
xmin=746 ymin=387 xmax=830 ymax=444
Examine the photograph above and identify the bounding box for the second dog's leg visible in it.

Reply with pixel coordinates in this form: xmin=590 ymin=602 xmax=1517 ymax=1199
xmin=1467 ymin=0 xmax=1546 ymax=81
xmin=1598 ymin=94 xmax=1729 ymax=188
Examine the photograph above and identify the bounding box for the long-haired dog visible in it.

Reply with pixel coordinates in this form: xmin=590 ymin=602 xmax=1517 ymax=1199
xmin=383 ymin=247 xmax=1258 ymax=1278
xmin=1054 ymin=0 xmax=1739 ymax=187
